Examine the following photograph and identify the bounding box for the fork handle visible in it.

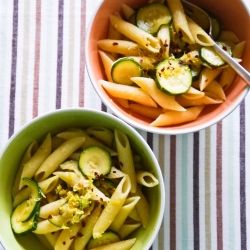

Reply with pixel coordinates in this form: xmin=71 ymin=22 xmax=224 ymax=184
xmin=213 ymin=43 xmax=250 ymax=86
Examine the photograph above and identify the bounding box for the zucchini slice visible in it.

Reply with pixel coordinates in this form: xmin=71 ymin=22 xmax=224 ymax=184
xmin=199 ymin=42 xmax=232 ymax=68
xmin=155 ymin=59 xmax=192 ymax=95
xmin=79 ymin=146 xmax=112 ymax=179
xmin=11 ymin=178 xmax=41 ymax=234
xmin=87 ymin=230 xmax=121 ymax=249
xmin=111 ymin=57 xmax=142 ymax=85
xmin=136 ymin=3 xmax=172 ymax=34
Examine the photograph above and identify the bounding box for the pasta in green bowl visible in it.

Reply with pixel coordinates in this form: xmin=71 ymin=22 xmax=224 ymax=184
xmin=0 ymin=109 xmax=165 ymax=250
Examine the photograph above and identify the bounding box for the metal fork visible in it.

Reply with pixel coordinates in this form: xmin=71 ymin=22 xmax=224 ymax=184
xmin=181 ymin=0 xmax=250 ymax=86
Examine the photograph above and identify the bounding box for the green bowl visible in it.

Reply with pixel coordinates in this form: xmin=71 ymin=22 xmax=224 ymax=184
xmin=0 ymin=108 xmax=165 ymax=250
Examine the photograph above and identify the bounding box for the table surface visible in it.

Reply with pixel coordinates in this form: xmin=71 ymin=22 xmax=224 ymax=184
xmin=0 ymin=0 xmax=250 ymax=249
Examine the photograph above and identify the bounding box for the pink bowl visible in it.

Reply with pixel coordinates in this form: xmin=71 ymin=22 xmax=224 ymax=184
xmin=85 ymin=0 xmax=250 ymax=135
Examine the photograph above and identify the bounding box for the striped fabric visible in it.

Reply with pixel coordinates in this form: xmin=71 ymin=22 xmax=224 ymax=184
xmin=0 ymin=0 xmax=250 ymax=249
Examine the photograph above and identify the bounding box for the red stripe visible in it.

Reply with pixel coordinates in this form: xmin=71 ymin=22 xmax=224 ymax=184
xmin=216 ymin=121 xmax=223 ymax=250
xmin=170 ymin=135 xmax=176 ymax=250
xmin=33 ymin=0 xmax=41 ymax=118
xmin=79 ymin=0 xmax=86 ymax=107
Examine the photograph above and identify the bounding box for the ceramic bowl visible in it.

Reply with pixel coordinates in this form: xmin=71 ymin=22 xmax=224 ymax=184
xmin=85 ymin=0 xmax=250 ymax=134
xmin=0 ymin=108 xmax=165 ymax=250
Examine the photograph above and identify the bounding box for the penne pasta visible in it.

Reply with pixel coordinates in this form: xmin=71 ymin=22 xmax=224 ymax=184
xmin=98 ymin=50 xmax=114 ymax=82
xmin=130 ymin=103 xmax=163 ymax=120
xmin=12 ymin=140 xmax=38 ymax=197
xmin=121 ymin=4 xmax=135 ymax=21
xmin=54 ymin=223 xmax=81 ymax=250
xmin=136 ymin=170 xmax=159 ymax=187
xmin=182 ymin=86 xmax=205 ymax=100
xmin=199 ymin=67 xmax=223 ymax=91
xmin=131 ymin=77 xmax=186 ymax=111
xmin=114 ymin=129 xmax=137 ymax=193
xmin=86 ymin=126 xmax=114 ymax=147
xmin=99 ymin=79 xmax=158 ymax=108
xmin=45 ymin=231 xmax=61 ymax=249
xmin=176 ymin=95 xmax=223 ymax=107
xmin=151 ymin=106 xmax=205 ymax=127
xmin=118 ymin=222 xmax=142 ymax=239
xmin=218 ymin=30 xmax=240 ymax=44
xmin=109 ymin=14 xmax=161 ymax=53
xmin=203 ymin=80 xmax=226 ymax=100
xmin=132 ymin=186 xmax=150 ymax=228
xmin=34 ymin=220 xmax=63 ymax=234
xmin=114 ymin=97 xmax=130 ymax=108
xmin=93 ymin=175 xmax=131 ymax=238
xmin=74 ymin=205 xmax=102 ymax=250
xmin=38 ymin=176 xmax=59 ymax=194
xmin=109 ymin=196 xmax=140 ymax=232
xmin=186 ymin=16 xmax=214 ymax=46
xmin=167 ymin=0 xmax=195 ymax=44
xmin=90 ymin=238 xmax=136 ymax=250
xmin=34 ymin=137 xmax=85 ymax=182
xmin=97 ymin=39 xmax=141 ymax=56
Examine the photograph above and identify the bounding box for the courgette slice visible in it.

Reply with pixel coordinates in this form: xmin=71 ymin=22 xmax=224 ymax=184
xmin=155 ymin=59 xmax=192 ymax=95
xmin=111 ymin=57 xmax=142 ymax=85
xmin=136 ymin=3 xmax=172 ymax=34
xmin=11 ymin=178 xmax=41 ymax=234
xmin=79 ymin=146 xmax=112 ymax=179
xmin=199 ymin=42 xmax=232 ymax=68
xmin=87 ymin=230 xmax=121 ymax=249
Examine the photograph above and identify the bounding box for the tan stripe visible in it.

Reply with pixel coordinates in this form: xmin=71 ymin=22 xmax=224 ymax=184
xmin=158 ymin=135 xmax=165 ymax=248
xmin=20 ymin=0 xmax=30 ymax=126
xmin=67 ymin=0 xmax=75 ymax=107
xmin=205 ymin=128 xmax=211 ymax=250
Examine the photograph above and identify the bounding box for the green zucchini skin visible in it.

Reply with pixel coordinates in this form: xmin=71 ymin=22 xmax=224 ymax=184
xmin=11 ymin=178 xmax=41 ymax=235
xmin=199 ymin=42 xmax=232 ymax=68
xmin=87 ymin=230 xmax=121 ymax=249
xmin=111 ymin=57 xmax=142 ymax=85
xmin=136 ymin=3 xmax=172 ymax=34
xmin=155 ymin=59 xmax=192 ymax=95
xmin=78 ymin=146 xmax=112 ymax=179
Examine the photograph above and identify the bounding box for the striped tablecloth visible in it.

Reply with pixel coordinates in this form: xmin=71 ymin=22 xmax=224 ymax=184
xmin=0 ymin=0 xmax=250 ymax=249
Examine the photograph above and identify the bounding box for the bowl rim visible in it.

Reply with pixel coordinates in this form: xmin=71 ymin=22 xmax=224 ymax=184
xmin=0 ymin=107 xmax=165 ymax=250
xmin=85 ymin=0 xmax=250 ymax=135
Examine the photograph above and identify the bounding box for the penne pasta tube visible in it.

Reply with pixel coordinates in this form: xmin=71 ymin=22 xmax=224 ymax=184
xmin=56 ymin=129 xmax=117 ymax=156
xmin=53 ymin=172 xmax=80 ymax=187
xmin=34 ymin=220 xmax=63 ymax=234
xmin=121 ymin=4 xmax=135 ymax=21
xmin=118 ymin=222 xmax=142 ymax=239
xmin=108 ymin=13 xmax=122 ymax=41
xmin=99 ymin=79 xmax=158 ymax=108
xmin=176 ymin=95 xmax=223 ymax=107
xmin=131 ymin=77 xmax=186 ymax=111
xmin=34 ymin=137 xmax=85 ymax=182
xmin=136 ymin=170 xmax=159 ymax=187
xmin=151 ymin=106 xmax=205 ymax=127
xmin=186 ymin=16 xmax=214 ymax=46
xmin=20 ymin=134 xmax=52 ymax=189
xmin=109 ymin=196 xmax=140 ymax=232
xmin=130 ymin=103 xmax=163 ymax=120
xmin=128 ymin=208 xmax=141 ymax=221
xmin=107 ymin=166 xmax=126 ymax=179
xmin=98 ymin=50 xmax=114 ymax=82
xmin=167 ymin=0 xmax=195 ymax=44
xmin=13 ymin=187 xmax=30 ymax=208
xmin=204 ymin=80 xmax=226 ymax=100
xmin=45 ymin=231 xmax=61 ymax=249
xmin=218 ymin=30 xmax=240 ymax=44
xmin=54 ymin=222 xmax=81 ymax=250
xmin=182 ymin=86 xmax=205 ymax=100
xmin=90 ymin=238 xmax=136 ymax=250
xmin=97 ymin=39 xmax=141 ymax=56
xmin=39 ymin=198 xmax=68 ymax=219
xmin=34 ymin=234 xmax=54 ymax=250
xmin=38 ymin=176 xmax=59 ymax=194
xmin=132 ymin=186 xmax=150 ymax=228
xmin=12 ymin=140 xmax=39 ymax=197
xmin=114 ymin=129 xmax=137 ymax=193
xmin=93 ymin=175 xmax=131 ymax=238
xmin=109 ymin=14 xmax=161 ymax=53
xmin=114 ymin=97 xmax=130 ymax=108
xmin=199 ymin=68 xmax=223 ymax=91
xmin=86 ymin=126 xmax=114 ymax=147
xmin=74 ymin=205 xmax=102 ymax=250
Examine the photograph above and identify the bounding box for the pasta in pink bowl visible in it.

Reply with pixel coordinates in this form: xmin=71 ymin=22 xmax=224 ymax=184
xmin=0 ymin=108 xmax=165 ymax=250
xmin=85 ymin=0 xmax=250 ymax=135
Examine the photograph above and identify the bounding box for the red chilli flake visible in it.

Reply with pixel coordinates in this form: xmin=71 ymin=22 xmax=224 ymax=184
xmin=205 ymin=79 xmax=208 ymax=82
xmin=119 ymin=162 xmax=123 ymax=167
xmin=70 ymin=236 xmax=76 ymax=240
xmin=158 ymin=72 xmax=162 ymax=77
xmin=78 ymin=232 xmax=83 ymax=237
xmin=112 ymin=42 xmax=118 ymax=46
xmin=48 ymin=215 xmax=52 ymax=219
xmin=161 ymin=67 xmax=165 ymax=72
xmin=63 ymin=242 xmax=66 ymax=245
